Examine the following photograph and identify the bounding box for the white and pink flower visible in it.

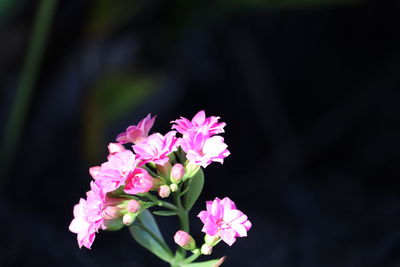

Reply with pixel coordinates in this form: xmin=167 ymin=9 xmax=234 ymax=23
xmin=133 ymin=131 xmax=179 ymax=165
xmin=95 ymin=150 xmax=138 ymax=194
xmin=171 ymin=110 xmax=225 ymax=137
xmin=69 ymin=182 xmax=105 ymax=249
xmin=180 ymin=132 xmax=230 ymax=168
xmin=197 ymin=197 xmax=252 ymax=246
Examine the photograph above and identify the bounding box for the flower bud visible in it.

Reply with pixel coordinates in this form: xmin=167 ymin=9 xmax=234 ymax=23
xmin=201 ymin=244 xmax=213 ymax=255
xmin=170 ymin=163 xmax=185 ymax=183
xmin=158 ymin=185 xmax=171 ymax=198
xmin=122 ymin=213 xmax=136 ymax=225
xmin=174 ymin=230 xmax=196 ymax=250
xmin=204 ymin=234 xmax=220 ymax=246
xmin=101 ymin=206 xmax=122 ymax=220
xmin=170 ymin=183 xmax=178 ymax=192
xmin=127 ymin=199 xmax=140 ymax=213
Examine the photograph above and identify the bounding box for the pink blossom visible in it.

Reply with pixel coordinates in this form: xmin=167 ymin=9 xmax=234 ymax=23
xmin=117 ymin=114 xmax=156 ymax=144
xmin=171 ymin=110 xmax=226 ymax=137
xmin=197 ymin=197 xmax=252 ymax=246
xmin=69 ymin=182 xmax=105 ymax=249
xmin=89 ymin=166 xmax=101 ymax=180
xmin=69 ymin=198 xmax=94 ymax=249
xmin=107 ymin=142 xmax=126 ymax=155
xmin=124 ymin=168 xmax=153 ymax=195
xmin=96 ymin=150 xmax=137 ymax=194
xmin=133 ymin=131 xmax=179 ymax=165
xmin=180 ymin=132 xmax=230 ymax=168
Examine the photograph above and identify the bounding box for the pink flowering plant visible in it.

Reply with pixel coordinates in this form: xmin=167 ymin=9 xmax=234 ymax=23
xmin=69 ymin=111 xmax=252 ymax=266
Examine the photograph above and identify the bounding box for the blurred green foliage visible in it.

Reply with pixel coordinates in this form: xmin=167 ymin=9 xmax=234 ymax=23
xmin=83 ymin=73 xmax=158 ymax=160
xmin=0 ymin=0 xmax=21 ymax=21
xmin=85 ymin=0 xmax=139 ymax=36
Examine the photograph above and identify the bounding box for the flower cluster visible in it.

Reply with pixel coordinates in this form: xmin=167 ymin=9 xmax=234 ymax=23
xmin=69 ymin=111 xmax=251 ymax=263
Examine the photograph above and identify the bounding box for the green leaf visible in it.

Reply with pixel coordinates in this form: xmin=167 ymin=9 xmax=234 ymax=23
xmin=181 ymin=257 xmax=225 ymax=267
xmin=182 ymin=169 xmax=204 ymax=211
xmin=153 ymin=210 xmax=178 ymax=216
xmin=129 ymin=210 xmax=173 ymax=262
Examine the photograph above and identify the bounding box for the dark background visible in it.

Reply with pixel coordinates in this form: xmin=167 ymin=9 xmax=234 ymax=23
xmin=1 ymin=0 xmax=400 ymax=266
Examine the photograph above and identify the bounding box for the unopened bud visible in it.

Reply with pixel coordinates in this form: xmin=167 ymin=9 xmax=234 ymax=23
xmin=174 ymin=230 xmax=196 ymax=250
xmin=101 ymin=206 xmax=122 ymax=220
xmin=122 ymin=213 xmax=136 ymax=225
xmin=158 ymin=185 xmax=171 ymax=198
xmin=204 ymin=234 xmax=220 ymax=246
xmin=170 ymin=183 xmax=178 ymax=192
xmin=170 ymin=163 xmax=185 ymax=183
xmin=201 ymin=244 xmax=213 ymax=255
xmin=127 ymin=199 xmax=140 ymax=213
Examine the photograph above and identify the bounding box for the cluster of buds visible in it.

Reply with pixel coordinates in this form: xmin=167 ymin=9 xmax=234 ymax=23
xmin=69 ymin=110 xmax=251 ymax=266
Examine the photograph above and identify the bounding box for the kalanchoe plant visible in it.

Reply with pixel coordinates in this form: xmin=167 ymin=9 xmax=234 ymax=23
xmin=69 ymin=110 xmax=252 ymax=266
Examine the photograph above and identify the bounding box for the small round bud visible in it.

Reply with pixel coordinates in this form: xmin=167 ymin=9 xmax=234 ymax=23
xmin=158 ymin=185 xmax=171 ymax=198
xmin=170 ymin=183 xmax=178 ymax=192
xmin=201 ymin=244 xmax=213 ymax=255
xmin=122 ymin=213 xmax=136 ymax=225
xmin=174 ymin=230 xmax=196 ymax=250
xmin=127 ymin=199 xmax=140 ymax=213
xmin=170 ymin=163 xmax=185 ymax=183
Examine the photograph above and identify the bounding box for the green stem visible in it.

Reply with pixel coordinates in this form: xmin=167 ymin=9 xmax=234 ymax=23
xmin=159 ymin=201 xmax=178 ymax=211
xmin=173 ymin=190 xmax=189 ymax=261
xmin=0 ymin=0 xmax=57 ymax=189
xmin=182 ymin=251 xmax=201 ymax=264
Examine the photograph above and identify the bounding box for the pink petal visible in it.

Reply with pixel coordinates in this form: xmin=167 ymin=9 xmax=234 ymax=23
xmin=220 ymin=228 xmax=237 ymax=246
xmin=192 ymin=110 xmax=206 ymax=125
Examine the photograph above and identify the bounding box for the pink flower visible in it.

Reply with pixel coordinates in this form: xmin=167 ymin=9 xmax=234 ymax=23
xmin=69 ymin=198 xmax=94 ymax=249
xmin=197 ymin=197 xmax=252 ymax=246
xmin=69 ymin=182 xmax=105 ymax=249
xmin=95 ymin=150 xmax=138 ymax=194
xmin=124 ymin=168 xmax=154 ymax=195
xmin=107 ymin=142 xmax=126 ymax=155
xmin=133 ymin=131 xmax=179 ymax=165
xmin=180 ymin=133 xmax=230 ymax=168
xmin=171 ymin=110 xmax=226 ymax=137
xmin=117 ymin=114 xmax=156 ymax=144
